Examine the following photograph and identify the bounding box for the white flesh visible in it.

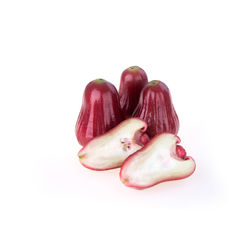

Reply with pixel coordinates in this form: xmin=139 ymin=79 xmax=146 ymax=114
xmin=121 ymin=133 xmax=195 ymax=187
xmin=78 ymin=119 xmax=146 ymax=170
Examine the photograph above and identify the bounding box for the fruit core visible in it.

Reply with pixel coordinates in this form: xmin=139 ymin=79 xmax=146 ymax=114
xmin=120 ymin=138 xmax=134 ymax=151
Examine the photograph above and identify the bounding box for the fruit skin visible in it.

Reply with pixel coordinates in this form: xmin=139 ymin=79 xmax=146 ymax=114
xmin=119 ymin=66 xmax=148 ymax=118
xmin=78 ymin=118 xmax=148 ymax=171
xmin=75 ymin=79 xmax=123 ymax=146
xmin=120 ymin=133 xmax=195 ymax=189
xmin=133 ymin=80 xmax=179 ymax=138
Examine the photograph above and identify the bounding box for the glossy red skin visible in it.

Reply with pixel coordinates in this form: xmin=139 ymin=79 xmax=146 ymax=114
xmin=78 ymin=118 xmax=148 ymax=171
xmin=120 ymin=133 xmax=196 ymax=190
xmin=75 ymin=79 xmax=123 ymax=146
xmin=119 ymin=66 xmax=148 ymax=118
xmin=133 ymin=81 xmax=179 ymax=138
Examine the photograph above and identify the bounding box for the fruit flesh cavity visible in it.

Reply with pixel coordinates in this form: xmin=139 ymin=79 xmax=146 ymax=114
xmin=78 ymin=118 xmax=147 ymax=170
xmin=120 ymin=133 xmax=195 ymax=189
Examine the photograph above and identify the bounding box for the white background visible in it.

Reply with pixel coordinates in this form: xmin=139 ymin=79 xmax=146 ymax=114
xmin=0 ymin=0 xmax=250 ymax=249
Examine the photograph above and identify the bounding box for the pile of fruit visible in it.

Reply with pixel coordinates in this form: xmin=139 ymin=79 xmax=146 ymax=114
xmin=75 ymin=66 xmax=195 ymax=189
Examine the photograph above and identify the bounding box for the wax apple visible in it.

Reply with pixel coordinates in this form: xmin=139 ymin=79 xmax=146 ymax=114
xmin=78 ymin=118 xmax=147 ymax=170
xmin=119 ymin=66 xmax=148 ymax=118
xmin=120 ymin=133 xmax=195 ymax=189
xmin=133 ymin=80 xmax=179 ymax=138
xmin=75 ymin=79 xmax=123 ymax=146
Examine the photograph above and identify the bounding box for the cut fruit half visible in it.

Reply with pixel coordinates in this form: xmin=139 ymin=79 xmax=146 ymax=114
xmin=78 ymin=118 xmax=147 ymax=170
xmin=120 ymin=133 xmax=196 ymax=189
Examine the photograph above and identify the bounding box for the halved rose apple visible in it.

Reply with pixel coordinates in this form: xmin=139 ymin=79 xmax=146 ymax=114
xmin=78 ymin=118 xmax=147 ymax=171
xmin=120 ymin=133 xmax=195 ymax=189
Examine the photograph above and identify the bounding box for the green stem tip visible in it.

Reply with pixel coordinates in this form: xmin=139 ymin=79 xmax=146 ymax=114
xmin=94 ymin=78 xmax=106 ymax=84
xmin=128 ymin=66 xmax=139 ymax=71
xmin=148 ymin=80 xmax=159 ymax=86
